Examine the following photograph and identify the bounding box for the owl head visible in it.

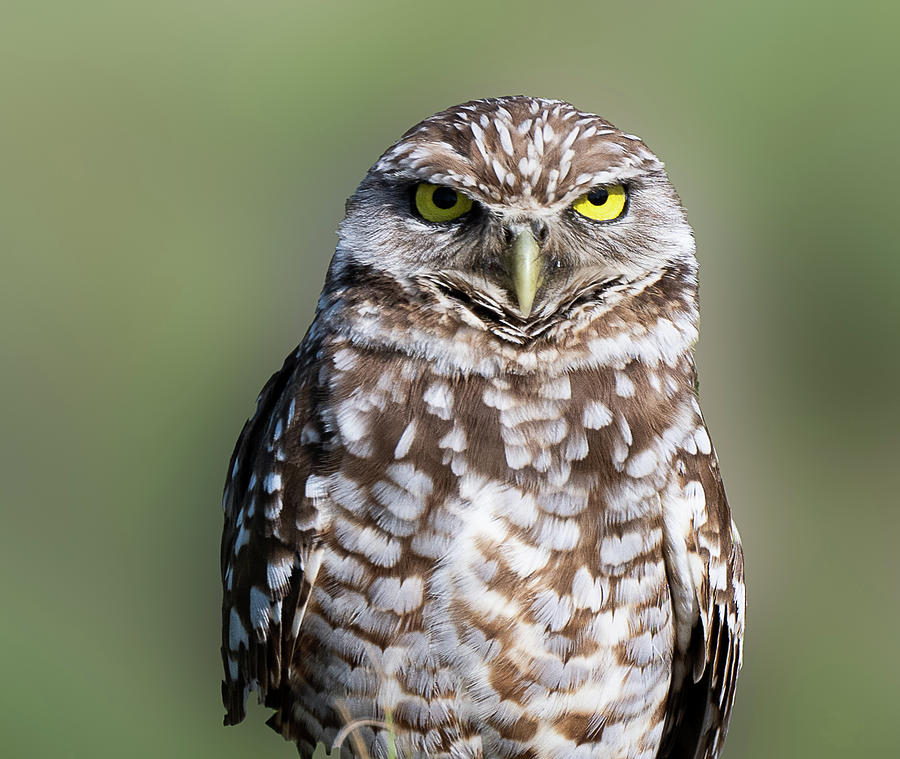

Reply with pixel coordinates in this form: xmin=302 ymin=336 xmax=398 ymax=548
xmin=335 ymin=96 xmax=696 ymax=324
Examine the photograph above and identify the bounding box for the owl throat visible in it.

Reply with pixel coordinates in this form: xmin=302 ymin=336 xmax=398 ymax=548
xmin=318 ymin=260 xmax=699 ymax=380
xmin=418 ymin=270 xmax=628 ymax=345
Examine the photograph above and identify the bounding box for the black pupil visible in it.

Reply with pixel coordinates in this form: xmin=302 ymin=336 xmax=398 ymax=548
xmin=587 ymin=188 xmax=609 ymax=205
xmin=432 ymin=187 xmax=458 ymax=209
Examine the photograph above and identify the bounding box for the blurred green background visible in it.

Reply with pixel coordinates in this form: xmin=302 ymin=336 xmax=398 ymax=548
xmin=2 ymin=1 xmax=898 ymax=756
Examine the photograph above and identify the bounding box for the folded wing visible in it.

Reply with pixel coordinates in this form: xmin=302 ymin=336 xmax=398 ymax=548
xmin=660 ymin=425 xmax=746 ymax=759
xmin=220 ymin=339 xmax=329 ymax=729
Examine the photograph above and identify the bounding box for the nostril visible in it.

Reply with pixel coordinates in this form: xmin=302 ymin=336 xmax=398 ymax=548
xmin=502 ymin=220 xmax=547 ymax=247
xmin=531 ymin=220 xmax=549 ymax=243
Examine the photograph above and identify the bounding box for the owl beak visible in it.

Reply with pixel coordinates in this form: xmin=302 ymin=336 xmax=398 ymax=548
xmin=506 ymin=228 xmax=543 ymax=318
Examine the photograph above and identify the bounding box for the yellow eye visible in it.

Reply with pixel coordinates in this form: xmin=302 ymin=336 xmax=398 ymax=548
xmin=572 ymin=184 xmax=627 ymax=222
xmin=414 ymin=183 xmax=473 ymax=223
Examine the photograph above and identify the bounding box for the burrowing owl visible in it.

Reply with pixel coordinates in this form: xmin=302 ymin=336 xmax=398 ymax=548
xmin=221 ymin=96 xmax=745 ymax=759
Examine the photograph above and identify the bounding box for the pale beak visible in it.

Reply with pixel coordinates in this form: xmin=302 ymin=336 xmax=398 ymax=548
xmin=506 ymin=228 xmax=543 ymax=318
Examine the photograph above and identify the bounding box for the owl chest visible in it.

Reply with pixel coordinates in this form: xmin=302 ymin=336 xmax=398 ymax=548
xmin=320 ymin=357 xmax=677 ymax=591
xmin=318 ymin=363 xmax=673 ymax=654
xmin=305 ymin=360 xmax=679 ymax=754
xmin=315 ymin=449 xmax=672 ymax=704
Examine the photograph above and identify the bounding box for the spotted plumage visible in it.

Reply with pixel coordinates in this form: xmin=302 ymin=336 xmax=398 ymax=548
xmin=221 ymin=96 xmax=745 ymax=759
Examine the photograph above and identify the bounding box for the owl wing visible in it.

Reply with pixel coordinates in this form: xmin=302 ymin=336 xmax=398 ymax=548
xmin=660 ymin=426 xmax=746 ymax=759
xmin=220 ymin=337 xmax=330 ymax=728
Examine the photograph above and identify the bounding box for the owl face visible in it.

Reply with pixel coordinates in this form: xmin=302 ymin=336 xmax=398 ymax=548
xmin=337 ymin=97 xmax=695 ymax=321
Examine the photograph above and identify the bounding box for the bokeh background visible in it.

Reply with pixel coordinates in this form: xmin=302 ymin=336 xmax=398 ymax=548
xmin=3 ymin=1 xmax=898 ymax=756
